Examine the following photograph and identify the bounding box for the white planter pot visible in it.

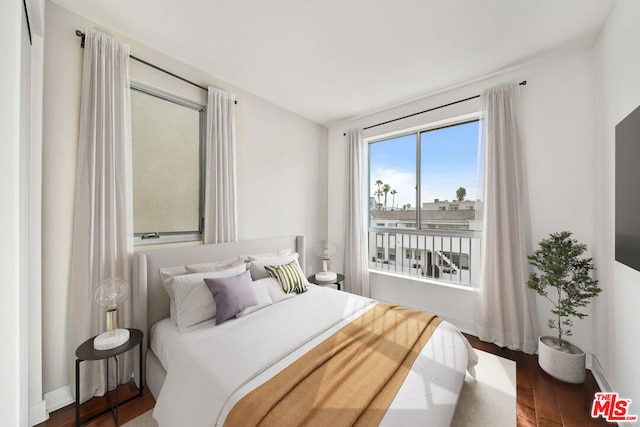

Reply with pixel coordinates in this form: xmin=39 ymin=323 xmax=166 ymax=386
xmin=538 ymin=336 xmax=586 ymax=384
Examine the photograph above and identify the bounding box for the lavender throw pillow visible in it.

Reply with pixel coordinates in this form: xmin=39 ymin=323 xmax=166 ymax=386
xmin=204 ymin=270 xmax=258 ymax=324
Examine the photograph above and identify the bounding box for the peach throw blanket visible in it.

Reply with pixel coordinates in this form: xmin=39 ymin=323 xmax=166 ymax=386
xmin=224 ymin=303 xmax=442 ymax=426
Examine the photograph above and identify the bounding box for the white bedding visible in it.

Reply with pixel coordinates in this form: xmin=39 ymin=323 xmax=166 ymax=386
xmin=151 ymin=285 xmax=477 ymax=427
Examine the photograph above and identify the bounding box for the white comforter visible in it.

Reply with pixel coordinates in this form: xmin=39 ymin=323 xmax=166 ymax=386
xmin=151 ymin=285 xmax=477 ymax=427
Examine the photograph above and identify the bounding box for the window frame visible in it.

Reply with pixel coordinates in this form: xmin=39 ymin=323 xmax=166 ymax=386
xmin=130 ymin=82 xmax=206 ymax=246
xmin=367 ymin=114 xmax=480 ymax=231
xmin=366 ymin=112 xmax=481 ymax=287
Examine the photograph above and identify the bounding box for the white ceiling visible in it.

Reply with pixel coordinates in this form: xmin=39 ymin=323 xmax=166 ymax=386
xmin=50 ymin=0 xmax=615 ymax=125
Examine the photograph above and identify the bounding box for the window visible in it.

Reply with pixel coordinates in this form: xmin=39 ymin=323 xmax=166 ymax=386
xmin=451 ymin=253 xmax=470 ymax=270
xmin=368 ymin=118 xmax=481 ymax=286
xmin=389 ymin=247 xmax=396 ymax=262
xmin=131 ymin=84 xmax=205 ymax=245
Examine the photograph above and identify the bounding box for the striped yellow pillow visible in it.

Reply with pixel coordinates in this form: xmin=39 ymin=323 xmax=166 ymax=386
xmin=264 ymin=261 xmax=308 ymax=294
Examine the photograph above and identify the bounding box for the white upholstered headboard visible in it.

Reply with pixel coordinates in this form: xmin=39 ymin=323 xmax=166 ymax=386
xmin=132 ymin=235 xmax=305 ymax=349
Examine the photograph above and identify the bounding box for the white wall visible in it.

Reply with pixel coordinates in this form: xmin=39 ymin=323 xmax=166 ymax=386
xmin=26 ymin=0 xmax=47 ymax=422
xmin=0 ymin=0 xmax=33 ymax=424
xmin=593 ymin=0 xmax=640 ymax=409
xmin=328 ymin=48 xmax=599 ymax=352
xmin=42 ymin=2 xmax=327 ymax=397
xmin=521 ymin=50 xmax=598 ymax=354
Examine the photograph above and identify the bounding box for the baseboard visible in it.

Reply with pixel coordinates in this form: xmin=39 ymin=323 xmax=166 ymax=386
xmin=589 ymin=353 xmax=614 ymax=393
xmin=29 ymin=399 xmax=47 ymax=426
xmin=44 ymin=385 xmax=73 ymax=414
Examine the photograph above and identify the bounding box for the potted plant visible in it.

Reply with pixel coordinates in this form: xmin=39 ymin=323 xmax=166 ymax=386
xmin=527 ymin=231 xmax=602 ymax=383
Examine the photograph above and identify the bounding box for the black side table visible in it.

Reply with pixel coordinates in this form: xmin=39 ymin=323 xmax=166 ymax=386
xmin=75 ymin=328 xmax=143 ymax=426
xmin=307 ymin=273 xmax=345 ymax=290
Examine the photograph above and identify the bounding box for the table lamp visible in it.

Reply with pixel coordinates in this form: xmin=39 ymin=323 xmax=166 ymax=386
xmin=93 ymin=277 xmax=130 ymax=350
xmin=314 ymin=240 xmax=337 ymax=282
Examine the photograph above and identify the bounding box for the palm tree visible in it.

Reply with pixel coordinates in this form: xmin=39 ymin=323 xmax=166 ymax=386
xmin=374 ymin=180 xmax=383 ymax=208
xmin=374 ymin=189 xmax=383 ymax=209
xmin=382 ymin=184 xmax=391 ymax=210
xmin=390 ymin=189 xmax=397 ymax=210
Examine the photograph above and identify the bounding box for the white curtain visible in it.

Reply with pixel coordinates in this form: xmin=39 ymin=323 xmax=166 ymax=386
xmin=204 ymin=87 xmax=237 ymax=244
xmin=345 ymin=129 xmax=370 ymax=297
xmin=476 ymin=82 xmax=537 ymax=354
xmin=68 ymin=28 xmax=134 ymax=403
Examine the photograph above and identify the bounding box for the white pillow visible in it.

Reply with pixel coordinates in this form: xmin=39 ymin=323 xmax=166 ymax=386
xmin=185 ymin=258 xmax=245 ymax=274
xmin=253 ymin=277 xmax=296 ymax=303
xmin=248 ymin=253 xmax=301 ymax=281
xmin=159 ymin=256 xmax=245 ymax=324
xmin=159 ymin=256 xmax=244 ymax=282
xmin=168 ymin=263 xmax=247 ymax=333
xmin=159 ymin=272 xmax=181 ymax=325
xmin=246 ymin=247 xmax=293 ymax=260
xmin=235 ymin=280 xmax=273 ymax=318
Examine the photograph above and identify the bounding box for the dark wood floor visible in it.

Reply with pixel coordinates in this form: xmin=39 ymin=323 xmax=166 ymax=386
xmin=464 ymin=334 xmax=609 ymax=427
xmin=36 ymin=381 xmax=155 ymax=427
xmin=39 ymin=335 xmax=608 ymax=427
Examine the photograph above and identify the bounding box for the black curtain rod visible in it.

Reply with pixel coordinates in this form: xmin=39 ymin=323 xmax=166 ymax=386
xmin=23 ymin=0 xmax=33 ymax=45
xmin=344 ymin=80 xmax=527 ymax=135
xmin=75 ymin=30 xmax=237 ymax=104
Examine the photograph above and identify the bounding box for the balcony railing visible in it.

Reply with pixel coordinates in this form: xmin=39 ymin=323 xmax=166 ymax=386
xmin=368 ymin=228 xmax=480 ymax=286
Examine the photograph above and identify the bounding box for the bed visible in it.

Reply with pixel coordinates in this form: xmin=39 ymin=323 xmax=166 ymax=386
xmin=133 ymin=235 xmax=477 ymax=426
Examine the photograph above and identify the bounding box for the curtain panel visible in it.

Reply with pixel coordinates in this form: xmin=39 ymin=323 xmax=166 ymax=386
xmin=345 ymin=129 xmax=370 ymax=297
xmin=68 ymin=28 xmax=134 ymax=403
xmin=204 ymin=87 xmax=238 ymax=244
xmin=475 ymin=82 xmax=537 ymax=354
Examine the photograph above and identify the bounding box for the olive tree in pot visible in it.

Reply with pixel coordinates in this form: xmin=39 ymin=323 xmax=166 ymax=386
xmin=527 ymin=231 xmax=602 ymax=383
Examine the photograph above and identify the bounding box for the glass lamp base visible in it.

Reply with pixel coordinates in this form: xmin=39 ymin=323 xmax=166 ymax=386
xmin=93 ymin=328 xmax=130 ymax=350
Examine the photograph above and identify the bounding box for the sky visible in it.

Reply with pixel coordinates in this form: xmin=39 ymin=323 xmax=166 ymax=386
xmin=369 ymin=121 xmax=480 ymax=209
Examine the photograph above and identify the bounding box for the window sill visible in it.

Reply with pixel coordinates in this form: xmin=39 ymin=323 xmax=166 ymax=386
xmin=369 ymin=269 xmax=478 ymax=292
xmin=134 ymin=233 xmax=202 ymax=248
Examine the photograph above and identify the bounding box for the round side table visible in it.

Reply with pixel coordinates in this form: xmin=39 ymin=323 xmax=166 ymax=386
xmin=307 ymin=273 xmax=345 ymax=290
xmin=75 ymin=328 xmax=143 ymax=426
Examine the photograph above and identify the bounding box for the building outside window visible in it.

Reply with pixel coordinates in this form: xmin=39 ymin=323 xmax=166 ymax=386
xmin=368 ymin=117 xmax=481 ymax=286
